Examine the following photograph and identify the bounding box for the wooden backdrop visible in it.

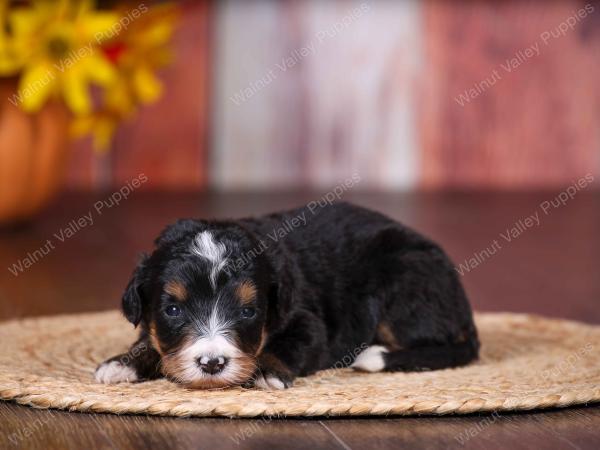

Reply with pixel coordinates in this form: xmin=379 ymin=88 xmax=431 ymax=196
xmin=64 ymin=0 xmax=600 ymax=191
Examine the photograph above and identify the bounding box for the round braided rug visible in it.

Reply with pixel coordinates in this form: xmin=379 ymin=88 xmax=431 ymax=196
xmin=0 ymin=311 xmax=599 ymax=418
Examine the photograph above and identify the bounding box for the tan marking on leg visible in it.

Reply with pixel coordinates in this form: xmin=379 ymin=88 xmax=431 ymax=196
xmin=377 ymin=322 xmax=403 ymax=351
xmin=165 ymin=280 xmax=187 ymax=302
xmin=255 ymin=327 xmax=268 ymax=356
xmin=236 ymin=280 xmax=257 ymax=305
xmin=149 ymin=323 xmax=163 ymax=356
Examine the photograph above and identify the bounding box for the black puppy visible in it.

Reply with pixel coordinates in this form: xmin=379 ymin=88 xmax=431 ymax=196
xmin=95 ymin=202 xmax=479 ymax=389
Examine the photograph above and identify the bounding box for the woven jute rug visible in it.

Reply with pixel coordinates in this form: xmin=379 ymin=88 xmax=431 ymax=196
xmin=0 ymin=311 xmax=599 ymax=418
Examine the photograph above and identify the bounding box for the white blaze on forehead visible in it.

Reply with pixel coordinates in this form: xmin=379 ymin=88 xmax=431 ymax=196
xmin=190 ymin=231 xmax=228 ymax=289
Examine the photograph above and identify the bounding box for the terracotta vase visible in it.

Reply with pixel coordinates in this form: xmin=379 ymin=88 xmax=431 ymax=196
xmin=0 ymin=78 xmax=70 ymax=225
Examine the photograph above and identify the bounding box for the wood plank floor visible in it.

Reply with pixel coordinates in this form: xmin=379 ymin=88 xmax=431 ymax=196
xmin=1 ymin=191 xmax=599 ymax=450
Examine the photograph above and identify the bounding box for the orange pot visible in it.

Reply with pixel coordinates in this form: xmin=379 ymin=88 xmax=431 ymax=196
xmin=0 ymin=78 xmax=70 ymax=225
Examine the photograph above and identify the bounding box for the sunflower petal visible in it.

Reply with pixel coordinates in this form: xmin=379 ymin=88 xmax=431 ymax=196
xmin=132 ymin=66 xmax=162 ymax=103
xmin=7 ymin=9 xmax=43 ymax=39
xmin=140 ymin=21 xmax=176 ymax=47
xmin=18 ymin=62 xmax=56 ymax=112
xmin=80 ymin=13 xmax=120 ymax=44
xmin=63 ymin=67 xmax=91 ymax=115
xmin=104 ymin=77 xmax=134 ymax=115
xmin=82 ymin=54 xmax=117 ymax=86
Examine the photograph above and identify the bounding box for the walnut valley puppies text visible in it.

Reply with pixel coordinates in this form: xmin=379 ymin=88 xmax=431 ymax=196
xmin=7 ymin=174 xmax=148 ymax=277
xmin=456 ymin=173 xmax=595 ymax=275
xmin=92 ymin=174 xmax=148 ymax=215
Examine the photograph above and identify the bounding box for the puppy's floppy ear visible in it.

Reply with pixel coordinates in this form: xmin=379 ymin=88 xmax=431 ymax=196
xmin=122 ymin=254 xmax=149 ymax=327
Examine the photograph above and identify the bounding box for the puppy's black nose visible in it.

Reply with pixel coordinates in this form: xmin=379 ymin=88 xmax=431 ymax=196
xmin=198 ymin=356 xmax=228 ymax=374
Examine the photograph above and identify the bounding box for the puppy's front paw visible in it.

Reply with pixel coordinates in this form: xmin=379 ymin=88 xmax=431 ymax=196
xmin=243 ymin=353 xmax=294 ymax=390
xmin=253 ymin=373 xmax=292 ymax=390
xmin=95 ymin=360 xmax=138 ymax=384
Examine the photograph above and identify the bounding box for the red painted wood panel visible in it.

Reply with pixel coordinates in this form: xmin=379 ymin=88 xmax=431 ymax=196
xmin=64 ymin=140 xmax=97 ymax=190
xmin=420 ymin=0 xmax=600 ymax=189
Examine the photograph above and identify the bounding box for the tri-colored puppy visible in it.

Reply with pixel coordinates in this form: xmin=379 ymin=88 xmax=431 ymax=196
xmin=95 ymin=202 xmax=479 ymax=389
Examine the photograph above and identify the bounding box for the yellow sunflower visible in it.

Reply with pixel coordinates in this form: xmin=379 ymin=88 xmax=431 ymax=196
xmin=71 ymin=3 xmax=179 ymax=151
xmin=112 ymin=3 xmax=178 ymax=105
xmin=6 ymin=0 xmax=120 ymax=115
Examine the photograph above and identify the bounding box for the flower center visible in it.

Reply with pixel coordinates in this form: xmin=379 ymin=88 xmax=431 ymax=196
xmin=47 ymin=36 xmax=70 ymax=59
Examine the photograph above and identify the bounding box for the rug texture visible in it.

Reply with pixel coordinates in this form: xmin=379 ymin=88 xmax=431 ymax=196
xmin=0 ymin=311 xmax=599 ymax=418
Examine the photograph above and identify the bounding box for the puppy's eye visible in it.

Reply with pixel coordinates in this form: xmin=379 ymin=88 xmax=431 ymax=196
xmin=165 ymin=305 xmax=181 ymax=317
xmin=240 ymin=307 xmax=256 ymax=319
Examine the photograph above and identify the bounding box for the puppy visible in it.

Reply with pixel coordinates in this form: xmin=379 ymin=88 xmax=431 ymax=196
xmin=95 ymin=202 xmax=479 ymax=389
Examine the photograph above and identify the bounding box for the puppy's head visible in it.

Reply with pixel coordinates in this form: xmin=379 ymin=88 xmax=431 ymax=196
xmin=122 ymin=219 xmax=273 ymax=389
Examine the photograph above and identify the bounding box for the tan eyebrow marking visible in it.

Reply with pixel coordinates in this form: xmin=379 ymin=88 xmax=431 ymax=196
xmin=165 ymin=280 xmax=187 ymax=302
xmin=236 ymin=280 xmax=257 ymax=305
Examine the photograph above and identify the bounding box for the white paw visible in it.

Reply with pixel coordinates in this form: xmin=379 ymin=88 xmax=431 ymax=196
xmin=95 ymin=360 xmax=138 ymax=384
xmin=351 ymin=345 xmax=389 ymax=372
xmin=254 ymin=375 xmax=287 ymax=390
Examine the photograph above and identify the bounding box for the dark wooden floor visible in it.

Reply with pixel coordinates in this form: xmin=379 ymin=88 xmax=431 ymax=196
xmin=1 ymin=191 xmax=599 ymax=450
